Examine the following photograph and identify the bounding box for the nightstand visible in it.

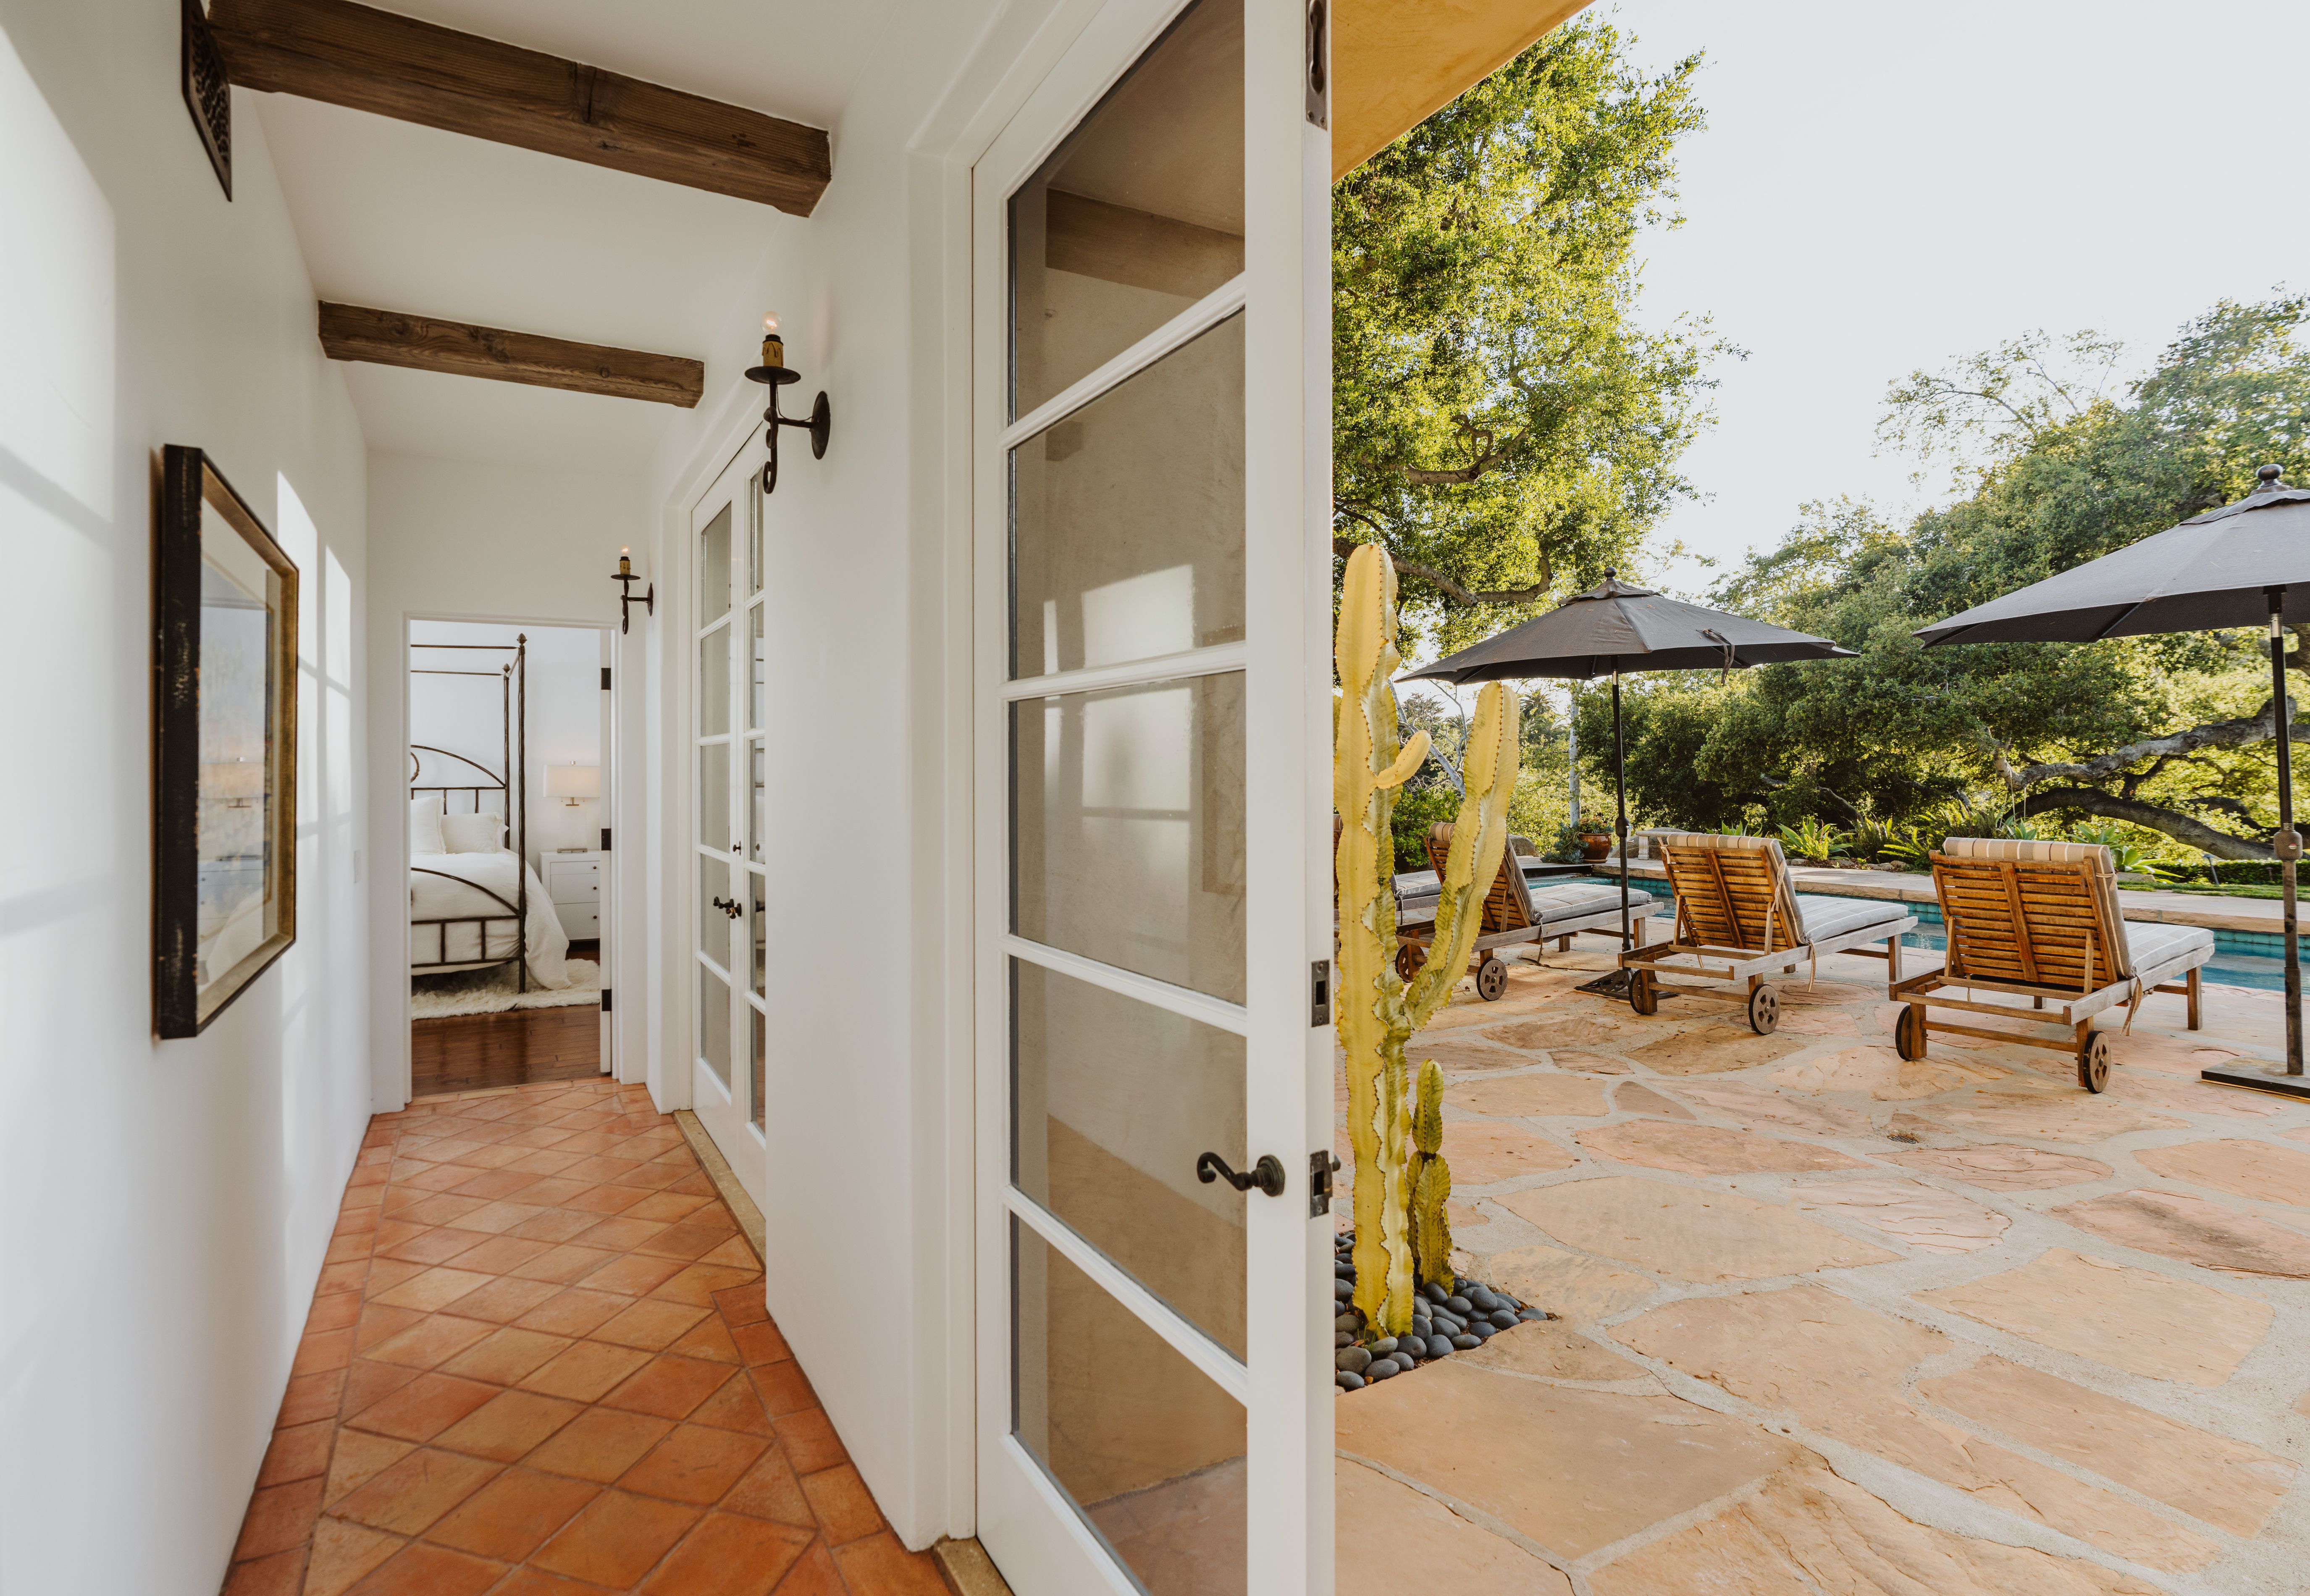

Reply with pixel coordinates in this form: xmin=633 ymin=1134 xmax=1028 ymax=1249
xmin=546 ymin=850 xmax=604 ymax=940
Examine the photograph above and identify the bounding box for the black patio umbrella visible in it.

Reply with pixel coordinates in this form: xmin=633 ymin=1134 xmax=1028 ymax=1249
xmin=1404 ymin=573 xmax=1857 ymax=992
xmin=1916 ymin=463 xmax=2310 ymax=1097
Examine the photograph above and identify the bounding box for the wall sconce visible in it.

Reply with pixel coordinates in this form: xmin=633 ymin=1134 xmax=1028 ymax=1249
xmin=743 ymin=313 xmax=831 ymax=495
xmin=613 ymin=546 xmax=653 ymax=635
xmin=546 ymin=763 xmax=600 ymax=808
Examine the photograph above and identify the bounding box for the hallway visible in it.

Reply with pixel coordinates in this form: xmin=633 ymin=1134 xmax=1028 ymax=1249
xmin=220 ymin=1079 xmax=945 ymax=1596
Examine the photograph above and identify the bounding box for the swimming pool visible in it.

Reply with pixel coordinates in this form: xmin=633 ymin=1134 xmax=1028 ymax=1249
xmin=1553 ymin=874 xmax=2289 ymax=992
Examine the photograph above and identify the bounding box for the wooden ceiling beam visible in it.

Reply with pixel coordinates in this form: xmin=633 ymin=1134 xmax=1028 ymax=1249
xmin=317 ymin=302 xmax=705 ymax=407
xmin=210 ymin=0 xmax=831 ymax=214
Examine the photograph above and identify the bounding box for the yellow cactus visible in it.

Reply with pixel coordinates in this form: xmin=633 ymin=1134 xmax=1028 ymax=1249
xmin=1334 ymin=544 xmax=1518 ymax=1338
xmin=1408 ymin=1060 xmax=1453 ymax=1289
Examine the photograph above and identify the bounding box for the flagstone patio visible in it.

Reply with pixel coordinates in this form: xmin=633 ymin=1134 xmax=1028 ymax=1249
xmin=1335 ymin=947 xmax=2310 ymax=1593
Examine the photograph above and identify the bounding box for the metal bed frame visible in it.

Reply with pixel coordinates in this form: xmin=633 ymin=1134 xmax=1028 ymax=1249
xmin=409 ymin=637 xmax=530 ymax=991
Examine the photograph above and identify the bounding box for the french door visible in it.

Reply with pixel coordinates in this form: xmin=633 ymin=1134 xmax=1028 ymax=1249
xmin=972 ymin=2 xmax=1331 ymax=1591
xmin=691 ymin=446 xmax=768 ymax=1211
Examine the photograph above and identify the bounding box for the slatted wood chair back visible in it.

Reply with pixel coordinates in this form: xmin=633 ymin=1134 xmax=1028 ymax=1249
xmin=1929 ymin=837 xmax=2132 ymax=989
xmin=1426 ymin=822 xmax=1534 ymax=935
xmin=1653 ymin=832 xmax=1804 ymax=954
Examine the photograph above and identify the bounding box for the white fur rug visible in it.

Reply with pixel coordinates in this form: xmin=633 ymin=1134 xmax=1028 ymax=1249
xmin=412 ymin=959 xmax=600 ymax=1019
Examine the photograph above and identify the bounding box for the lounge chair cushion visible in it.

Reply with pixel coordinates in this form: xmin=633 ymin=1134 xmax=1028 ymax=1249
xmin=1528 ymin=883 xmax=1632 ymax=924
xmin=1394 ymin=875 xmax=1636 ymax=930
xmin=1793 ymin=894 xmax=1911 ymax=944
xmin=1937 ymin=837 xmax=2112 ymax=865
xmin=2124 ymin=920 xmax=2213 ymax=972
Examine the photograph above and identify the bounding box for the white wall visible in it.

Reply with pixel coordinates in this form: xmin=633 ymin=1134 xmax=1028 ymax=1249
xmin=409 ymin=619 xmax=607 ymax=868
xmin=0 ymin=5 xmax=371 ymax=1593
xmin=364 ymin=454 xmax=649 ymax=1108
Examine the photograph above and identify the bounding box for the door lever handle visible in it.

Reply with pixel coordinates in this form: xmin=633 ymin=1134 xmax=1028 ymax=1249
xmin=711 ymin=895 xmax=741 ymax=919
xmin=1197 ymin=1151 xmax=1286 ymax=1197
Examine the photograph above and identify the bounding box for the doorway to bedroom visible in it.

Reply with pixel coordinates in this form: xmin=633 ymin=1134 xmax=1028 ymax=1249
xmin=406 ymin=619 xmax=616 ymax=1094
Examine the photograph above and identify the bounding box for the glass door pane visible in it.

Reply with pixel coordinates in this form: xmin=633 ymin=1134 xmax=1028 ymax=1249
xmin=1008 ymin=0 xmax=1244 ymax=417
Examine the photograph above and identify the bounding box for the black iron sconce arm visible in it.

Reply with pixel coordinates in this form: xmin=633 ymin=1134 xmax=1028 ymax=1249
xmin=742 ymin=361 xmax=831 ymax=496
xmin=612 ymin=550 xmax=653 ymax=636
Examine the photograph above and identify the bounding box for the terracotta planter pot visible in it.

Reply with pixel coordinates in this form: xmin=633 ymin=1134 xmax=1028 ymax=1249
xmin=1578 ymin=832 xmax=1612 ymax=862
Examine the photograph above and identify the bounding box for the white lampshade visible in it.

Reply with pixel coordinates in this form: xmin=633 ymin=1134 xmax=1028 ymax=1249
xmin=546 ymin=763 xmax=601 ymax=800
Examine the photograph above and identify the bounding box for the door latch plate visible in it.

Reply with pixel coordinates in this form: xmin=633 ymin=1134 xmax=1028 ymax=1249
xmin=1310 ymin=1150 xmax=1341 ymax=1217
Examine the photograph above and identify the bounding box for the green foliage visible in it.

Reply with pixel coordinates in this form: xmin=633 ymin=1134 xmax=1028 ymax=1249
xmin=1567 ymin=679 xmax=1751 ymax=832
xmin=1594 ymin=297 xmax=2310 ymax=856
xmin=1333 ymin=19 xmax=1725 ymax=654
xmin=1774 ymin=818 xmax=1850 ymax=861
xmin=1546 ymin=822 xmax=1587 ymax=864
xmin=1389 ymin=773 xmax=1461 ymax=872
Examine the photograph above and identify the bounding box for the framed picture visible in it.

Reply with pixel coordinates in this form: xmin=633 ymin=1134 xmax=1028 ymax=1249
xmin=155 ymin=446 xmax=298 ymax=1037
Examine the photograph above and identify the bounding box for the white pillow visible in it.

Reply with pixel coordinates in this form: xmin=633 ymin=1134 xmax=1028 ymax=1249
xmin=441 ymin=811 xmax=505 ymax=853
xmin=409 ymin=795 xmax=444 ymax=855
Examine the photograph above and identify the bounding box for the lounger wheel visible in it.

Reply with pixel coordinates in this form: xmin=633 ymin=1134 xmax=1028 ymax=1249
xmin=1893 ymin=1005 xmax=1926 ymax=1061
xmin=1746 ymin=982 xmax=1780 ymax=1036
xmin=2077 ymin=1031 xmax=2110 ymax=1094
xmin=1396 ymin=944 xmax=1427 ymax=982
xmin=1475 ymin=956 xmax=1509 ymax=1001
xmin=1628 ymin=970 xmax=1658 ymax=1016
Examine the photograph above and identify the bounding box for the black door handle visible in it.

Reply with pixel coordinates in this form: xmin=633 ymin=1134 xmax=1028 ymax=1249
xmin=1197 ymin=1151 xmax=1286 ymax=1197
xmin=711 ymin=895 xmax=741 ymax=919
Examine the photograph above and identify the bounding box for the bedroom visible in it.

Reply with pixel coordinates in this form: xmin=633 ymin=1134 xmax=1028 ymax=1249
xmin=405 ymin=618 xmax=613 ymax=1092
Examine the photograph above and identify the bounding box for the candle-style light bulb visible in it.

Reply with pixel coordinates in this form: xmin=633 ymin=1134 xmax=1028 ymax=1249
xmin=617 ymin=547 xmax=632 ymax=578
xmin=760 ymin=312 xmax=785 ymax=371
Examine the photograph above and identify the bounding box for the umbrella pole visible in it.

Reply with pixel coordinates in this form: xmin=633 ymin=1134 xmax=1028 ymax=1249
xmin=1614 ymin=669 xmax=1631 ymax=945
xmin=2204 ymin=586 xmax=2310 ymax=1098
xmin=2281 ymin=590 xmax=2304 ymax=1078
xmin=1578 ymin=666 xmax=1635 ymax=998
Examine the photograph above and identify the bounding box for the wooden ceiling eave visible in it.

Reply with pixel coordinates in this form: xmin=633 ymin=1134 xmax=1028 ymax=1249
xmin=1331 ymin=0 xmax=1596 ymax=180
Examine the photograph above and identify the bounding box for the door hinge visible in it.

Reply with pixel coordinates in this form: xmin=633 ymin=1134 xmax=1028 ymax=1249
xmin=601 ymin=666 xmax=612 ymax=690
xmin=600 ymin=988 xmax=612 ymax=1012
xmin=600 ymin=827 xmax=611 ymax=851
xmin=1305 ymin=0 xmax=1329 ymax=129
xmin=1310 ymin=959 xmax=1331 ymax=1027
xmin=1310 ymin=1150 xmax=1341 ymax=1217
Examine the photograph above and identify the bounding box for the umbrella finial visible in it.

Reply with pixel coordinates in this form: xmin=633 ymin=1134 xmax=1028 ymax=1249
xmin=2258 ymin=463 xmax=2288 ymax=491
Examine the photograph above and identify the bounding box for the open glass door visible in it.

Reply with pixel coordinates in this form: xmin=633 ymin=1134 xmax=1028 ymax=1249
xmin=690 ymin=447 xmax=769 ymax=1211
xmin=973 ymin=2 xmax=1331 ymax=1590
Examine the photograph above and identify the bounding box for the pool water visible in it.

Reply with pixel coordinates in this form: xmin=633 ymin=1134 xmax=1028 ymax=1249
xmin=1552 ymin=873 xmax=2289 ymax=993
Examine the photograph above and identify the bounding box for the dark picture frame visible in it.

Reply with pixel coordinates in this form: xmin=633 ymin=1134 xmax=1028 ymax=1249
xmin=156 ymin=446 xmax=297 ymax=1037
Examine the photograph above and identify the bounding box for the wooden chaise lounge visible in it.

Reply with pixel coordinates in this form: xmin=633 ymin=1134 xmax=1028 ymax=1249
xmin=1619 ymin=831 xmax=1918 ymax=1034
xmin=1396 ymin=822 xmax=1655 ymax=1001
xmin=1891 ymin=836 xmax=2210 ymax=1092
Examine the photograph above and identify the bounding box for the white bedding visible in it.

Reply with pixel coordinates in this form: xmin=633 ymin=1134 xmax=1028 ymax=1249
xmin=410 ymin=850 xmax=572 ymax=988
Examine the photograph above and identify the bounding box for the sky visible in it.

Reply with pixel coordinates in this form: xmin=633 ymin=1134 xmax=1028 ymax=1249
xmin=1602 ymin=0 xmax=2310 ymax=600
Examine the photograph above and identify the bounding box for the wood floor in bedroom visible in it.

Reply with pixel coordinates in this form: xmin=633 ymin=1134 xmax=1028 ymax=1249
xmin=413 ymin=953 xmax=602 ymax=1097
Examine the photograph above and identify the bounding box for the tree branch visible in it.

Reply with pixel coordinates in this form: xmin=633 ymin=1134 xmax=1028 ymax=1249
xmin=1386 ymin=416 xmax=1523 ymax=486
xmin=1991 ymin=701 xmax=2302 ymax=790
xmin=1331 ymin=536 xmax=1551 ymax=609
xmin=2020 ymin=789 xmax=2274 ymax=860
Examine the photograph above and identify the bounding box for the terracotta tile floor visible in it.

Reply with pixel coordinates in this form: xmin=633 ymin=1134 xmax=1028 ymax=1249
xmin=221 ymin=1079 xmax=947 ymax=1596
xmin=1335 ymin=947 xmax=2310 ymax=1593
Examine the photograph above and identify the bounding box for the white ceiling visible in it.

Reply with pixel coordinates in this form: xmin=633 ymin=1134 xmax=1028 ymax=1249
xmin=371 ymin=0 xmax=895 ymax=129
xmin=254 ymin=0 xmax=895 ymax=472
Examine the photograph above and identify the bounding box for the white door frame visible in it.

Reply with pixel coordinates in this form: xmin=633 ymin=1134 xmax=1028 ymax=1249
xmin=967 ymin=1 xmax=1334 ymax=1588
xmin=390 ymin=610 xmax=626 ymax=1102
